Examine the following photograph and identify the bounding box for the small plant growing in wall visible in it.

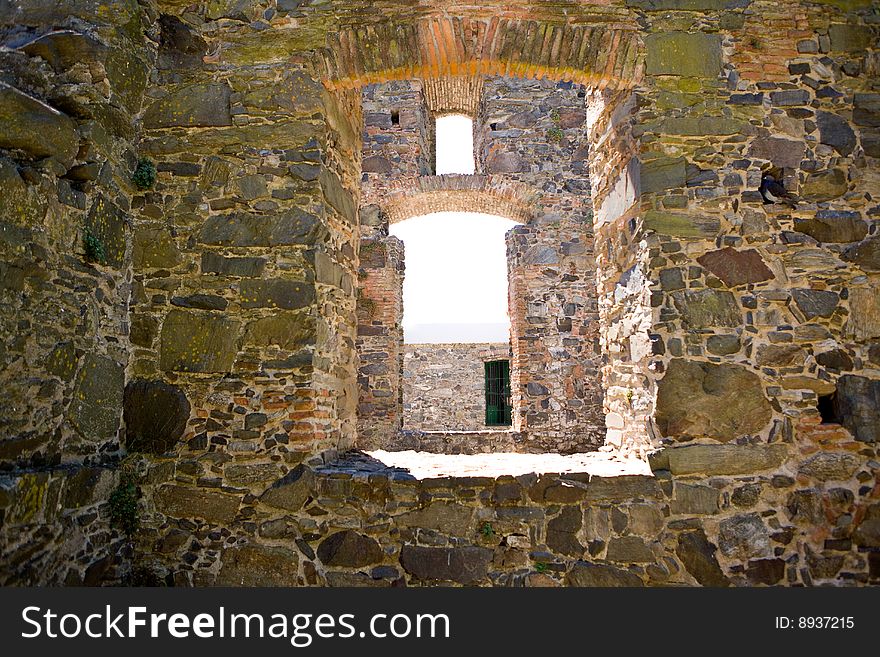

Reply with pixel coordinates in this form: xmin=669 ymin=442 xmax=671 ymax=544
xmin=547 ymin=126 xmax=564 ymax=143
xmin=83 ymin=228 xmax=107 ymax=265
xmin=109 ymin=460 xmax=140 ymax=536
xmin=132 ymin=157 xmax=157 ymax=190
xmin=480 ymin=521 xmax=495 ymax=539
xmin=549 ymin=108 xmax=561 ymax=123
xmin=534 ymin=561 xmax=549 ymax=573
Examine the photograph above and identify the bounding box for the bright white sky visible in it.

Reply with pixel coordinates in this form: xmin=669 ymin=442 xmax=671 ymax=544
xmin=435 ymin=114 xmax=475 ymax=175
xmin=391 ymin=212 xmax=519 ymax=343
xmin=390 ymin=114 xmax=517 ymax=344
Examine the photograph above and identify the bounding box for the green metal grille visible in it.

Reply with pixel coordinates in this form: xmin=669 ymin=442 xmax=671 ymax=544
xmin=485 ymin=360 xmax=512 ymax=426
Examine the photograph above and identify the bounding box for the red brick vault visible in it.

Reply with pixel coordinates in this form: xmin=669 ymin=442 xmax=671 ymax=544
xmin=0 ymin=0 xmax=877 ymax=587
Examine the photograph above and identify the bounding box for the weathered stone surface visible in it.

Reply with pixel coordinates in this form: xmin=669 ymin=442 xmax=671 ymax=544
xmin=665 ymin=443 xmax=789 ymax=476
xmin=84 ymin=195 xmax=127 ymax=268
xmin=657 ymin=360 xmax=772 ymax=442
xmin=672 ymin=289 xmax=740 ymax=328
xmin=747 ymin=136 xmax=805 ymax=169
xmin=816 ymin=111 xmax=856 ymax=156
xmin=794 ymin=211 xmax=867 ymax=243
xmin=485 ymin=151 xmax=527 ymax=173
xmin=224 ymin=463 xmax=282 ymax=486
xmin=645 ymin=32 xmax=721 ymax=77
xmin=828 ymin=23 xmax=873 ymax=52
xmin=157 ymin=15 xmax=207 ymax=68
xmin=565 ymin=561 xmax=643 ymax=587
xmin=399 ymin=545 xmax=492 ymax=584
xmin=746 ymin=558 xmax=785 ymax=585
xmin=581 ymin=476 xmax=663 ymax=501
xmin=133 ymin=227 xmax=182 ymax=269
xmin=244 ymin=313 xmax=315 ymax=351
xmin=143 ymin=83 xmax=232 ymax=128
xmin=645 ymin=210 xmax=720 ymax=240
xmin=798 ymin=452 xmax=861 ymax=481
xmin=259 ymin=465 xmax=314 ymax=511
xmin=802 ymin=168 xmax=848 ymax=202
xmin=547 ymin=506 xmax=584 ymax=556
xmin=756 ymin=344 xmax=806 ymax=367
xmin=395 ymin=502 xmax=475 ymax=535
xmin=627 ymin=0 xmax=750 ymax=8
xmin=154 ymin=484 xmax=240 ymax=523
xmin=841 ymin=235 xmax=880 ymax=272
xmin=62 ymin=467 xmax=115 ymax=509
xmin=159 ymin=310 xmax=240 ymax=373
xmin=706 ymin=335 xmax=741 ymax=356
xmin=0 ymin=81 xmax=78 ymax=165
xmin=835 ymin=375 xmax=880 ymax=442
xmin=199 ymin=210 xmax=323 ymax=247
xmin=201 ymin=252 xmax=266 ymax=277
xmin=846 ymin=288 xmax=880 ymax=341
xmin=20 ymin=29 xmax=106 ymax=70
xmin=696 ymin=248 xmax=773 ymax=287
xmin=853 ymin=93 xmax=880 ymax=127
xmin=792 ymin=288 xmax=839 ymax=319
xmin=217 ymin=545 xmax=298 ymax=586
xmin=641 ymin=156 xmax=686 ymax=194
xmin=718 ymin=513 xmax=770 ymax=559
xmin=675 ymin=530 xmax=729 ymax=587
xmin=670 ymin=483 xmax=719 ymax=515
xmin=317 ymin=530 xmax=383 ymax=567
xmin=606 ymin=536 xmax=654 ymax=563
xmin=362 ymin=155 xmax=393 ymax=173
xmin=240 ymin=279 xmax=314 ymax=310
xmin=815 ymin=349 xmax=853 ymax=371
xmin=171 ymin=294 xmax=228 ymax=311
xmin=853 ymin=504 xmax=880 ymax=547
xmin=68 ymin=354 xmax=124 ymax=441
xmin=123 ymin=379 xmax=190 ymax=454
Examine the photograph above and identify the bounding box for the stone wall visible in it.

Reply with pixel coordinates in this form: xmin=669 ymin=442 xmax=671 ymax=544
xmin=356 ymin=236 xmax=405 ymax=450
xmin=403 ymin=343 xmax=510 ymax=432
xmin=128 ymin=437 xmax=877 ymax=586
xmin=1 ymin=0 xmax=878 ymax=587
xmin=0 ymin=0 xmax=154 ymax=584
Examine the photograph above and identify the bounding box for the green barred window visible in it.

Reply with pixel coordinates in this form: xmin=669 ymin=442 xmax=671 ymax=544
xmin=484 ymin=360 xmax=512 ymax=426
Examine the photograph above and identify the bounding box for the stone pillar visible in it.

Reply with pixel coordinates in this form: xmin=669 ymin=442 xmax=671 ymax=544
xmin=356 ymin=235 xmax=405 ymax=450
xmin=483 ymin=77 xmax=605 ymax=452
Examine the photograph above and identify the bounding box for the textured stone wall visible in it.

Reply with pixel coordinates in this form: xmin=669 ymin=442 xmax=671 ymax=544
xmin=403 ymin=343 xmax=510 ymax=432
xmin=356 ymin=236 xmax=405 ymax=450
xmin=129 ymin=439 xmax=877 ymax=586
xmin=0 ymin=0 xmax=155 ymax=584
xmin=483 ymin=77 xmax=606 ymax=451
xmin=1 ymin=0 xmax=878 ymax=588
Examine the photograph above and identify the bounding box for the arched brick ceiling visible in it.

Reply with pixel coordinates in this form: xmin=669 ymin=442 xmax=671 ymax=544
xmin=319 ymin=18 xmax=643 ymax=91
xmin=381 ymin=175 xmax=538 ymax=225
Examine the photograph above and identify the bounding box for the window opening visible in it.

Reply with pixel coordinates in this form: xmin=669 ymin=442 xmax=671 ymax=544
xmin=435 ymin=114 xmax=475 ymax=175
xmin=485 ymin=359 xmax=512 ymax=426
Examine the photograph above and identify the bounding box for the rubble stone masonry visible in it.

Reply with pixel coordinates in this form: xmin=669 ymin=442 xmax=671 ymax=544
xmin=0 ymin=0 xmax=877 ymax=587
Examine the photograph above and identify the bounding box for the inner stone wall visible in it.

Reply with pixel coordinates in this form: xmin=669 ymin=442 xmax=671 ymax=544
xmin=357 ymin=76 xmax=607 ymax=453
xmin=403 ymin=343 xmax=510 ymax=432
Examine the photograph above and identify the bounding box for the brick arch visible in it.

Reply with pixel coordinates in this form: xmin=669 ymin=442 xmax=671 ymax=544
xmin=319 ymin=18 xmax=643 ymax=91
xmin=380 ymin=174 xmax=538 ymax=225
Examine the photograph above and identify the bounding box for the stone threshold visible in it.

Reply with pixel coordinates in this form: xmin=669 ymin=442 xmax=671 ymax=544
xmin=364 ymin=449 xmax=651 ymax=479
